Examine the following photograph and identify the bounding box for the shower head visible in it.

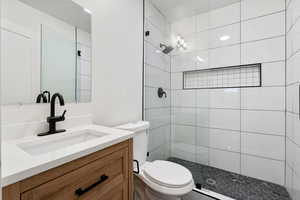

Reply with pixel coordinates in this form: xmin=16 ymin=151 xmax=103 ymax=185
xmin=160 ymin=43 xmax=174 ymax=54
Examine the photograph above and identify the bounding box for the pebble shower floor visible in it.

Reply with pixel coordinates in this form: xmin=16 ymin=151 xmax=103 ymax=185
xmin=169 ymin=158 xmax=291 ymax=200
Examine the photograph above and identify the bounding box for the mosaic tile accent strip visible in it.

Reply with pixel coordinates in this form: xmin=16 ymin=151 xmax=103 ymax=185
xmin=183 ymin=64 xmax=261 ymax=89
xmin=168 ymin=157 xmax=291 ymax=200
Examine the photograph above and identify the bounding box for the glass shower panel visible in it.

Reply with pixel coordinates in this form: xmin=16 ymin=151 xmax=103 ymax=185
xmin=144 ymin=0 xmax=172 ymax=161
xmin=195 ymin=90 xmax=210 ymax=165
xmin=204 ymin=0 xmax=241 ymax=173
xmin=41 ymin=25 xmax=76 ymax=102
xmin=144 ymin=0 xmax=242 ymax=171
xmin=193 ymin=2 xmax=211 ymax=166
xmin=169 ymin=0 xmax=212 ymax=165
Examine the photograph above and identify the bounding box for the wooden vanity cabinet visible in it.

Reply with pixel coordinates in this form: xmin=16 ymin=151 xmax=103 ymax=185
xmin=3 ymin=139 xmax=133 ymax=200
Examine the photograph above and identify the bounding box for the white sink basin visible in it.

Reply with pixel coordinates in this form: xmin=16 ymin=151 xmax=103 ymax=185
xmin=18 ymin=130 xmax=108 ymax=156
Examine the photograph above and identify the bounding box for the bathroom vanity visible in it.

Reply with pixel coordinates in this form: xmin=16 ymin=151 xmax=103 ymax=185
xmin=2 ymin=126 xmax=135 ymax=200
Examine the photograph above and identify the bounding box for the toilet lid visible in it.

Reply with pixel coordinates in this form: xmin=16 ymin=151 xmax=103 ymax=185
xmin=143 ymin=160 xmax=193 ymax=188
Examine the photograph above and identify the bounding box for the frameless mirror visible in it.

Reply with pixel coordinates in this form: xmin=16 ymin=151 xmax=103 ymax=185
xmin=1 ymin=0 xmax=92 ymax=105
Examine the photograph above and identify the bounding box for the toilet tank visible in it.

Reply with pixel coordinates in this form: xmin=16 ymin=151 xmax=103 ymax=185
xmin=115 ymin=121 xmax=150 ymax=168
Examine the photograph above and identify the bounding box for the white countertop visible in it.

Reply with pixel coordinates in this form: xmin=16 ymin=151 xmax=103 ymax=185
xmin=1 ymin=125 xmax=135 ymax=187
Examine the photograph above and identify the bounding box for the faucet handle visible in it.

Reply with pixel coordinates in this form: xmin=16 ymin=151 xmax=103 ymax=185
xmin=62 ymin=110 xmax=67 ymax=118
xmin=60 ymin=110 xmax=67 ymax=120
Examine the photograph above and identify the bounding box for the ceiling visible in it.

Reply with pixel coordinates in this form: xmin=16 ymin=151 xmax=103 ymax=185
xmin=19 ymin=0 xmax=91 ymax=32
xmin=151 ymin=0 xmax=240 ymax=22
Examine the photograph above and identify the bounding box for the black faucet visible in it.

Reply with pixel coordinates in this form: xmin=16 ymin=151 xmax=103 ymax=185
xmin=36 ymin=93 xmax=48 ymax=103
xmin=43 ymin=91 xmax=51 ymax=103
xmin=36 ymin=91 xmax=51 ymax=103
xmin=38 ymin=93 xmax=67 ymax=136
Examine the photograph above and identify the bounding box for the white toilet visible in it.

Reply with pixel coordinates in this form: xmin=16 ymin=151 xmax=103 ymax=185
xmin=116 ymin=121 xmax=194 ymax=200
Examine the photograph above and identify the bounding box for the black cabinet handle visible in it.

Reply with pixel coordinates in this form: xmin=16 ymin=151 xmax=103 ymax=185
xmin=75 ymin=174 xmax=108 ymax=196
xmin=133 ymin=160 xmax=140 ymax=174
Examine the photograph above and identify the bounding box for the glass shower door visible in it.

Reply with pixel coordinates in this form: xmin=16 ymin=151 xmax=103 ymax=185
xmin=144 ymin=0 xmax=172 ymax=161
xmin=143 ymin=0 xmax=242 ymax=171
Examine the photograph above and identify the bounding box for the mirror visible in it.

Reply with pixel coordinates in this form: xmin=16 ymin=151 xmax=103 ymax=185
xmin=1 ymin=0 xmax=92 ymax=105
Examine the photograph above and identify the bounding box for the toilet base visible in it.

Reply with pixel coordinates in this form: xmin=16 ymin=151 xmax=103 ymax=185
xmin=134 ymin=175 xmax=183 ymax=200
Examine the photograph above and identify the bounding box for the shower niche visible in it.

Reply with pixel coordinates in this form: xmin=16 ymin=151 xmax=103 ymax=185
xmin=183 ymin=63 xmax=262 ymax=90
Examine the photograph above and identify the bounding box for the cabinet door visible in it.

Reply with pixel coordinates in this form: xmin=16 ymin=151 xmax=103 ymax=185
xmin=21 ymin=148 xmax=129 ymax=200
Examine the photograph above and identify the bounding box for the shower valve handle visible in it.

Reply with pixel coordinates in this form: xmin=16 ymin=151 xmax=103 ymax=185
xmin=158 ymin=88 xmax=167 ymax=98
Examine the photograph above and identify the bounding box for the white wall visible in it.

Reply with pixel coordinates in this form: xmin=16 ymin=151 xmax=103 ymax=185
xmin=286 ymin=0 xmax=300 ymax=199
xmin=91 ymin=0 xmax=143 ymax=126
xmin=170 ymin=0 xmax=286 ymax=185
xmin=0 ymin=0 xmax=2 ymax=196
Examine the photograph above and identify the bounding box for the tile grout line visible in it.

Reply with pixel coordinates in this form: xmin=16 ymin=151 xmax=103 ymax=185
xmin=286 ymin=135 xmax=300 ymax=150
xmin=194 ymin=16 xmax=199 ymax=165
xmin=284 ymin=0 xmax=288 ymax=188
xmin=172 ymin=123 xmax=286 ymax=137
xmin=177 ymin=9 xmax=285 ymax=37
xmin=286 ymin=9 xmax=300 ymax=33
xmin=171 ymin=60 xmax=285 ymax=75
xmin=239 ymin=0 xmax=243 ymax=175
xmin=173 ymin=144 xmax=286 ymax=163
xmin=169 ymin=106 xmax=286 ymax=112
xmin=169 ymin=42 xmax=172 ymax=159
xmin=170 ymin=35 xmax=285 ymax=58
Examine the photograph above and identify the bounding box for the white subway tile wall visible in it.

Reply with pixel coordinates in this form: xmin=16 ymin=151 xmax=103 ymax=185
xmin=241 ymin=37 xmax=285 ymax=64
xmin=241 ymin=154 xmax=285 ymax=185
xmin=144 ymin=0 xmax=171 ymax=161
xmin=241 ymin=0 xmax=285 ymax=20
xmin=209 ymin=45 xmax=241 ymax=68
xmin=209 ymin=148 xmax=241 ymax=174
xmin=169 ymin=0 xmax=286 ymax=186
xmin=286 ymin=0 xmax=300 ymax=198
xmin=76 ymin=29 xmax=92 ymax=102
xmin=241 ymin=12 xmax=285 ymax=42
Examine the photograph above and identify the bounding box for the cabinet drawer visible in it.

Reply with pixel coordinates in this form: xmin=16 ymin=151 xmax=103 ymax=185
xmin=101 ymin=184 xmax=124 ymax=200
xmin=21 ymin=148 xmax=129 ymax=200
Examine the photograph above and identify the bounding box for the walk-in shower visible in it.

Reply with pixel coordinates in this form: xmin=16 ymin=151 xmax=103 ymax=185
xmin=144 ymin=0 xmax=292 ymax=199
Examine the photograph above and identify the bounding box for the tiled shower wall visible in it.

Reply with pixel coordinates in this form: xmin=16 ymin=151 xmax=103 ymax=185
xmin=286 ymin=0 xmax=300 ymax=199
xmin=170 ymin=0 xmax=286 ymax=185
xmin=144 ymin=0 xmax=171 ymax=161
xmin=76 ymin=29 xmax=92 ymax=102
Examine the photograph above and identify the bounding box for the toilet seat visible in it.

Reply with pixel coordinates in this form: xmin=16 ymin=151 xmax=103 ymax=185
xmin=137 ymin=161 xmax=195 ymax=196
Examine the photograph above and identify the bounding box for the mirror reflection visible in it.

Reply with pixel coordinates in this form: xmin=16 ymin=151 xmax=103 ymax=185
xmin=1 ymin=0 xmax=92 ymax=105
